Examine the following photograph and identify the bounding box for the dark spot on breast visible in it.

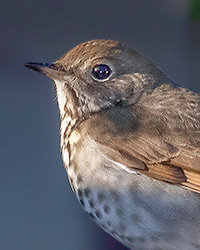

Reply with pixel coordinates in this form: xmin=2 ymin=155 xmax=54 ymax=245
xmin=88 ymin=213 xmax=95 ymax=220
xmin=63 ymin=123 xmax=72 ymax=142
xmin=111 ymin=192 xmax=120 ymax=202
xmin=107 ymin=221 xmax=112 ymax=226
xmin=89 ymin=200 xmax=94 ymax=208
xmin=65 ymin=141 xmax=71 ymax=154
xmin=80 ymin=199 xmax=85 ymax=207
xmin=97 ymin=192 xmax=105 ymax=202
xmin=103 ymin=205 xmax=110 ymax=214
xmin=84 ymin=188 xmax=91 ymax=198
xmin=77 ymin=174 xmax=83 ymax=183
xmin=78 ymin=189 xmax=83 ymax=197
xmin=95 ymin=210 xmax=101 ymax=218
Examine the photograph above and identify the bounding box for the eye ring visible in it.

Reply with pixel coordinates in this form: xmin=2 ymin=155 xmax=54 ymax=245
xmin=91 ymin=64 xmax=112 ymax=81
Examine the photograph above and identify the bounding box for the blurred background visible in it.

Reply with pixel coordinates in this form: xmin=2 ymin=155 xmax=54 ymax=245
xmin=0 ymin=0 xmax=200 ymax=249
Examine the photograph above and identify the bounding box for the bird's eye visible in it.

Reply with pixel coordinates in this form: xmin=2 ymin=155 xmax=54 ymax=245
xmin=91 ymin=64 xmax=112 ymax=81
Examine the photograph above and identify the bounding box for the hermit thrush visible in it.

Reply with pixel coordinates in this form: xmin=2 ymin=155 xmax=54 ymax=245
xmin=25 ymin=40 xmax=200 ymax=250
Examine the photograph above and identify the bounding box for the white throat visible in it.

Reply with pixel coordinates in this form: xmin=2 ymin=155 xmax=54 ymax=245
xmin=54 ymin=80 xmax=78 ymax=167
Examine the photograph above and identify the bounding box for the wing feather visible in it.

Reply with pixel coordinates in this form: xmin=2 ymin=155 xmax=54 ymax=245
xmin=80 ymin=85 xmax=200 ymax=193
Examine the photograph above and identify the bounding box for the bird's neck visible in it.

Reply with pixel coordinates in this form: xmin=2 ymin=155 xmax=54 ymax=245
xmin=54 ymin=80 xmax=83 ymax=151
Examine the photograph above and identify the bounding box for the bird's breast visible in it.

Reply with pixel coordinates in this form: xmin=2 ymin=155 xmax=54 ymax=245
xmin=61 ymin=131 xmax=200 ymax=250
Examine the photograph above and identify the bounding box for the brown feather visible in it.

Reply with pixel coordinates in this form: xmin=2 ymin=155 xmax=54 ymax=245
xmin=79 ymin=84 xmax=200 ymax=193
xmin=144 ymin=163 xmax=187 ymax=184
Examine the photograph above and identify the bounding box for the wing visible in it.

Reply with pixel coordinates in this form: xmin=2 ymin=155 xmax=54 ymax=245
xmin=82 ymin=85 xmax=200 ymax=193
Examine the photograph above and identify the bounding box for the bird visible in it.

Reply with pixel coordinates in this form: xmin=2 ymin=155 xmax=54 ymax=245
xmin=25 ymin=39 xmax=200 ymax=250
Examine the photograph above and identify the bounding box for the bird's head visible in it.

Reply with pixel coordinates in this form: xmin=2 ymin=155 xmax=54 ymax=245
xmin=25 ymin=39 xmax=170 ymax=119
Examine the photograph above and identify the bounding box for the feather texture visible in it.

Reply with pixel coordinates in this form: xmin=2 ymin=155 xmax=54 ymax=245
xmin=78 ymin=84 xmax=200 ymax=193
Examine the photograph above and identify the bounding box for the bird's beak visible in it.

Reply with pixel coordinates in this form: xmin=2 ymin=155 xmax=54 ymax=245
xmin=24 ymin=62 xmax=63 ymax=80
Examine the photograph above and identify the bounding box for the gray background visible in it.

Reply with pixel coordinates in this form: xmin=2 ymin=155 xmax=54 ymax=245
xmin=1 ymin=0 xmax=200 ymax=249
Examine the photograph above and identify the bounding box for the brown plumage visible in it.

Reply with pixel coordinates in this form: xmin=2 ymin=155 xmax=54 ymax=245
xmin=77 ymin=82 xmax=200 ymax=193
xmin=25 ymin=39 xmax=200 ymax=250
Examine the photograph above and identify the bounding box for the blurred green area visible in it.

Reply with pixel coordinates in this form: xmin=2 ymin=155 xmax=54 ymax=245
xmin=190 ymin=0 xmax=200 ymax=21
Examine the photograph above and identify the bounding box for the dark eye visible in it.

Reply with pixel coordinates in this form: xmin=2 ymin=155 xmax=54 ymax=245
xmin=91 ymin=64 xmax=112 ymax=80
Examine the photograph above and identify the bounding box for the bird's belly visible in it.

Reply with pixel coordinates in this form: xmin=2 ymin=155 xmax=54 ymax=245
xmin=64 ymin=137 xmax=200 ymax=250
xmin=72 ymin=179 xmax=164 ymax=250
xmin=67 ymin=165 xmax=200 ymax=249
